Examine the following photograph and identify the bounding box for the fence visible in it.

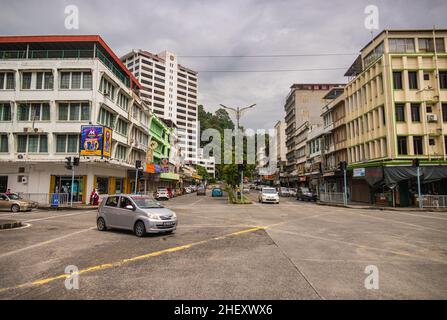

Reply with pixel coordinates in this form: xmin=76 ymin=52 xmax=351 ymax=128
xmin=319 ymin=192 xmax=346 ymax=204
xmin=18 ymin=193 xmax=70 ymax=207
xmin=420 ymin=195 xmax=447 ymax=208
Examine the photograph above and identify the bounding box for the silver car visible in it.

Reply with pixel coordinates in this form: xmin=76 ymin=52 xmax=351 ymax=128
xmin=97 ymin=194 xmax=177 ymax=237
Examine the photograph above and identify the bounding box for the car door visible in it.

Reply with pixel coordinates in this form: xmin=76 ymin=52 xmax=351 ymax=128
xmin=102 ymin=196 xmax=120 ymax=227
xmin=0 ymin=194 xmax=10 ymax=210
xmin=116 ymin=196 xmax=137 ymax=230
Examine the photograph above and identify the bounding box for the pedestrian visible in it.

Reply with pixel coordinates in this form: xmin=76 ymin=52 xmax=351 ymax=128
xmin=5 ymin=188 xmax=12 ymax=195
xmin=90 ymin=188 xmax=99 ymax=205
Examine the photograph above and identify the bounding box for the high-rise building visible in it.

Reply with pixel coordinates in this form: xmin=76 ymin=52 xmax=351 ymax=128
xmin=0 ymin=35 xmax=154 ymax=203
xmin=344 ymin=29 xmax=447 ymax=205
xmin=284 ymin=83 xmax=344 ymax=185
xmin=121 ymin=50 xmax=199 ymax=163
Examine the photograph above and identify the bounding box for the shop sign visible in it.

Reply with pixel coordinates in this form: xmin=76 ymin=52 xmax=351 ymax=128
xmin=353 ymin=168 xmax=366 ymax=177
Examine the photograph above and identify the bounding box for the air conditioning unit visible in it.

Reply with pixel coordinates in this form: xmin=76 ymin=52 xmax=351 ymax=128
xmin=21 ymin=176 xmax=28 ymax=184
xmin=427 ymin=114 xmax=438 ymax=122
xmin=17 ymin=153 xmax=25 ymax=160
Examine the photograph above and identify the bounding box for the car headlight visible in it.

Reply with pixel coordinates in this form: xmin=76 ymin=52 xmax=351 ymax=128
xmin=171 ymin=212 xmax=177 ymax=219
xmin=148 ymin=214 xmax=161 ymax=220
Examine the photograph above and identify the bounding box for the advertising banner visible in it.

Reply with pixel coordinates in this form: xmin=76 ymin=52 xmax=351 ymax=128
xmin=103 ymin=127 xmax=112 ymax=158
xmin=80 ymin=125 xmax=103 ymax=156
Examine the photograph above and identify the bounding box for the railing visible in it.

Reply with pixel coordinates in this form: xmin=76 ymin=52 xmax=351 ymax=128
xmin=17 ymin=193 xmax=70 ymax=206
xmin=319 ymin=192 xmax=345 ymax=204
xmin=420 ymin=195 xmax=447 ymax=208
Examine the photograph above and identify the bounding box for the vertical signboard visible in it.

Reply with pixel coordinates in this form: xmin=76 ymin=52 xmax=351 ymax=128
xmin=103 ymin=127 xmax=112 ymax=158
xmin=80 ymin=125 xmax=112 ymax=158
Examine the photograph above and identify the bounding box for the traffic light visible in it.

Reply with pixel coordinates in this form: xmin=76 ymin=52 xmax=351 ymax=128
xmin=64 ymin=157 xmax=72 ymax=170
xmin=73 ymin=157 xmax=80 ymax=166
xmin=412 ymin=159 xmax=420 ymax=167
xmin=135 ymin=160 xmax=142 ymax=169
xmin=338 ymin=161 xmax=347 ymax=171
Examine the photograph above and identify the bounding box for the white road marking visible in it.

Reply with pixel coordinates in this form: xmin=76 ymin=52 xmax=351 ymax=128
xmin=23 ymin=211 xmax=93 ymax=223
xmin=0 ymin=223 xmax=32 ymax=232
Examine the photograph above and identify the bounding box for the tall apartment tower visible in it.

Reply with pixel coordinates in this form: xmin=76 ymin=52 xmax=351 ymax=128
xmin=121 ymin=50 xmax=199 ymax=162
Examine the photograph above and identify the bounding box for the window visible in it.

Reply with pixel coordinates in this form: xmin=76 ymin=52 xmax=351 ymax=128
xmin=397 ymin=136 xmax=408 ymax=155
xmin=413 ymin=136 xmax=423 ymax=155
xmin=443 ymin=103 xmax=447 ymax=122
xmin=395 ymin=103 xmax=406 ymax=122
xmin=0 ymin=103 xmax=11 ymax=121
xmin=58 ymin=102 xmax=90 ymax=121
xmin=411 ymin=103 xmax=421 ymax=122
xmin=17 ymin=103 xmax=50 ymax=121
xmin=0 ymin=72 xmax=15 ymax=90
xmin=98 ymin=108 xmax=116 ymax=128
xmin=440 ymin=71 xmax=447 ymax=89
xmin=408 ymin=71 xmax=418 ymax=89
xmin=389 ymin=38 xmax=415 ymax=53
xmin=56 ymin=134 xmax=79 ymax=153
xmin=0 ymin=134 xmax=8 ymax=152
xmin=100 ymin=77 xmax=116 ymax=99
xmin=115 ymin=118 xmax=129 ymax=136
xmin=418 ymin=38 xmax=445 ymax=52
xmin=393 ymin=71 xmax=403 ymax=89
xmin=105 ymin=196 xmax=119 ymax=207
xmin=96 ymin=177 xmax=109 ymax=194
xmin=429 ymin=137 xmax=436 ymax=146
xmin=380 ymin=106 xmax=386 ymax=125
xmin=117 ymin=93 xmax=129 ymax=111
xmin=115 ymin=144 xmax=127 ymax=160
xmin=59 ymin=71 xmax=92 ymax=90
xmin=20 ymin=71 xmax=53 ymax=90
xmin=17 ymin=135 xmax=48 ymax=153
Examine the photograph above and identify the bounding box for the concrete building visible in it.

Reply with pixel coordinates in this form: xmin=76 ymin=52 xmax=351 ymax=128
xmin=0 ymin=35 xmax=153 ymax=203
xmin=197 ymin=148 xmax=215 ymax=179
xmin=304 ymin=124 xmax=324 ymax=192
xmin=121 ymin=49 xmax=199 ymax=163
xmin=284 ymin=83 xmax=343 ymax=185
xmin=344 ymin=29 xmax=447 ymax=206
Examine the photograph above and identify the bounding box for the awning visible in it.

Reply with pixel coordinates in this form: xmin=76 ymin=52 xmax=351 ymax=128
xmin=383 ymin=166 xmax=447 ymax=186
xmin=160 ymin=172 xmax=180 ymax=181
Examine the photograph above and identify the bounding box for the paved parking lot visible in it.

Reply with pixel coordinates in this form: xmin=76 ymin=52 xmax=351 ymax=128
xmin=0 ymin=191 xmax=446 ymax=299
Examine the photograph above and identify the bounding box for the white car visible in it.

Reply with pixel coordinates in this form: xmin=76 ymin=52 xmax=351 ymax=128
xmin=258 ymin=187 xmax=280 ymax=204
xmin=155 ymin=188 xmax=169 ymax=200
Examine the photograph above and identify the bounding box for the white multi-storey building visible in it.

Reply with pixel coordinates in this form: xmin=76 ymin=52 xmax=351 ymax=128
xmin=0 ymin=35 xmax=151 ymax=204
xmin=197 ymin=148 xmax=215 ymax=178
xmin=121 ymin=49 xmax=199 ymax=163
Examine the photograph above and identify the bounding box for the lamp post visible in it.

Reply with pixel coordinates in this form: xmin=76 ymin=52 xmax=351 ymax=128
xmin=220 ymin=103 xmax=256 ymax=201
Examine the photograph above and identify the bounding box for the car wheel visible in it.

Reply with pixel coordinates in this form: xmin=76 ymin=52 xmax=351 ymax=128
xmin=11 ymin=204 xmax=20 ymax=213
xmin=97 ymin=217 xmax=107 ymax=231
xmin=134 ymin=221 xmax=146 ymax=237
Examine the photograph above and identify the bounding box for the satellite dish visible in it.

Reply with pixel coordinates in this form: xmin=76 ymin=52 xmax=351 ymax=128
xmin=150 ymin=141 xmax=158 ymax=150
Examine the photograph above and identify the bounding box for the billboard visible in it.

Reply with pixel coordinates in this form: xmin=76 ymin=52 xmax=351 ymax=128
xmin=80 ymin=125 xmax=112 ymax=158
xmin=103 ymin=127 xmax=112 ymax=158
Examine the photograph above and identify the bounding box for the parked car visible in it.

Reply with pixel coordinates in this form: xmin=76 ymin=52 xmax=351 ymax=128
xmin=242 ymin=186 xmax=250 ymax=194
xmin=197 ymin=185 xmax=206 ymax=196
xmin=258 ymin=187 xmax=279 ymax=204
xmin=175 ymin=188 xmax=183 ymax=196
xmin=185 ymin=187 xmax=192 ymax=194
xmin=0 ymin=193 xmax=38 ymax=212
xmin=296 ymin=187 xmax=318 ymax=202
xmin=211 ymin=187 xmax=223 ymax=197
xmin=278 ymin=187 xmax=291 ymax=197
xmin=97 ymin=195 xmax=177 ymax=237
xmin=288 ymin=188 xmax=297 ymax=197
xmin=155 ymin=188 xmax=170 ymax=200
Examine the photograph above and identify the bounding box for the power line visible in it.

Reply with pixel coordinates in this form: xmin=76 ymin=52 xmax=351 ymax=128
xmin=196 ymin=67 xmax=348 ymax=73
xmin=179 ymin=53 xmax=358 ymax=58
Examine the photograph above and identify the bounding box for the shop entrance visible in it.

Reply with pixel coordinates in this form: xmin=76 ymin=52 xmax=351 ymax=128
xmin=53 ymin=175 xmax=84 ymax=203
xmin=0 ymin=176 xmax=7 ymax=193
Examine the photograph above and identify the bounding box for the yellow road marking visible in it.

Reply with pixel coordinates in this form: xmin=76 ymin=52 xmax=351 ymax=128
xmin=0 ymin=226 xmax=266 ymax=294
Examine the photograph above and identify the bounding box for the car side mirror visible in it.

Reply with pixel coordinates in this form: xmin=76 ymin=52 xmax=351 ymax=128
xmin=126 ymin=205 xmax=135 ymax=211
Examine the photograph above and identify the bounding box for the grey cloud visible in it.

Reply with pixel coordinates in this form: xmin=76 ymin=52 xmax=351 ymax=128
xmin=1 ymin=0 xmax=446 ymax=129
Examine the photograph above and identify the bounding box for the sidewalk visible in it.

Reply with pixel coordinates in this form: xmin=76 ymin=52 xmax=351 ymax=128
xmin=317 ymin=201 xmax=447 ymax=213
xmin=38 ymin=204 xmax=98 ymax=211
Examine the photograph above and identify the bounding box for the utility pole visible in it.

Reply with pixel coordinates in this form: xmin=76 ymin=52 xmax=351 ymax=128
xmin=413 ymin=159 xmax=422 ymax=209
xmin=220 ymin=104 xmax=256 ymax=201
xmin=339 ymin=161 xmax=348 ymax=206
xmin=135 ymin=160 xmax=142 ymax=194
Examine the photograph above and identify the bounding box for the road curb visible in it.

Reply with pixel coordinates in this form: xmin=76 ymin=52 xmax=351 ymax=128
xmin=317 ymin=201 xmax=447 ymax=213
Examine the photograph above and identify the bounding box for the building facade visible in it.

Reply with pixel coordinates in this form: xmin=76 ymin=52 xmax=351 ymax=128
xmin=284 ymin=83 xmax=344 ymax=185
xmin=0 ymin=35 xmax=154 ymax=203
xmin=344 ymin=29 xmax=447 ymax=206
xmin=121 ymin=50 xmax=199 ymax=163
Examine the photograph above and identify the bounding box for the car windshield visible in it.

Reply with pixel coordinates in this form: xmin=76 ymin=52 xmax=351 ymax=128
xmin=301 ymin=188 xmax=310 ymax=193
xmin=131 ymin=197 xmax=164 ymax=208
xmin=262 ymin=189 xmax=277 ymax=194
xmin=7 ymin=193 xmax=22 ymax=200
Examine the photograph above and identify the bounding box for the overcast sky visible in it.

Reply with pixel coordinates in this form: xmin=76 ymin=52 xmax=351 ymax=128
xmin=1 ymin=0 xmax=446 ymax=130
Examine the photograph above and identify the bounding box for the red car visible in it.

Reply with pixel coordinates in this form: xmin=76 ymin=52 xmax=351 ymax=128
xmin=166 ymin=188 xmax=174 ymax=198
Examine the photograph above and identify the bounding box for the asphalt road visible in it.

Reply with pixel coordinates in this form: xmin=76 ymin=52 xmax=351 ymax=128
xmin=0 ymin=191 xmax=446 ymax=299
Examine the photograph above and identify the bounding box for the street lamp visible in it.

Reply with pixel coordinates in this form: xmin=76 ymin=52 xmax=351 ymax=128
xmin=219 ymin=103 xmax=256 ymax=201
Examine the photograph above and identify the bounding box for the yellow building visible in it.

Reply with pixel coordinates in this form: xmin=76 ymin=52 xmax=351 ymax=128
xmin=344 ymin=29 xmax=447 ymax=205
